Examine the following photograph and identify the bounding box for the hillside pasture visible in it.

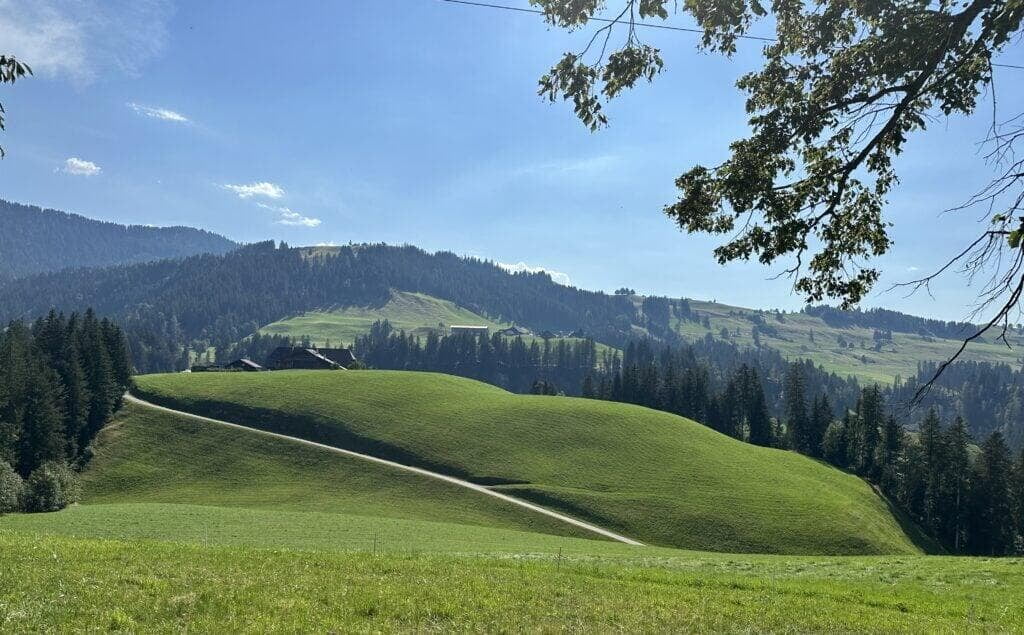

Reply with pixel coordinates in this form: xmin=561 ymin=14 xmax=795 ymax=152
xmin=133 ymin=370 xmax=924 ymax=555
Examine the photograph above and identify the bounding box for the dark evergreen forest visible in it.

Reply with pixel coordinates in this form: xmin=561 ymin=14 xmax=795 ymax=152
xmin=0 ymin=199 xmax=237 ymax=278
xmin=0 ymin=241 xmax=641 ymax=372
xmin=0 ymin=311 xmax=132 ymax=513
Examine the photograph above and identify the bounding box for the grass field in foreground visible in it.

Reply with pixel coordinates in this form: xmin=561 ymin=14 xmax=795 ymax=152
xmin=65 ymin=402 xmax=588 ymax=539
xmin=1 ymin=531 xmax=1021 ymax=632
xmin=134 ymin=370 xmax=925 ymax=555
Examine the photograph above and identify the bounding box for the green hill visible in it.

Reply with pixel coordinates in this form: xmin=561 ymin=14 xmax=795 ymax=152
xmin=133 ymin=370 xmax=924 ymax=555
xmin=51 ymin=401 xmax=591 ymax=541
xmin=258 ymin=290 xmax=509 ymax=346
xmin=3 ymin=388 xmax=1020 ymax=631
xmin=673 ymin=299 xmax=1024 ymax=384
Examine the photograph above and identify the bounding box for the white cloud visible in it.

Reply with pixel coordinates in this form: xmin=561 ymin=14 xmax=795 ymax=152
xmin=128 ymin=102 xmax=189 ymax=123
xmin=224 ymin=182 xmax=285 ymax=199
xmin=62 ymin=157 xmax=101 ymax=176
xmin=498 ymin=261 xmax=571 ymax=286
xmin=0 ymin=0 xmax=172 ymax=84
xmin=257 ymin=203 xmax=321 ymax=228
xmin=907 ymin=266 xmax=920 ymax=272
xmin=277 ymin=208 xmax=321 ymax=228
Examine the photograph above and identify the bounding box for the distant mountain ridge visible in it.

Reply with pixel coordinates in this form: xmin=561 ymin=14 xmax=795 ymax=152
xmin=0 ymin=199 xmax=238 ymax=278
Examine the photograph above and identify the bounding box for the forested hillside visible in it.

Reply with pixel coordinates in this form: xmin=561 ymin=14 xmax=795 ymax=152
xmin=0 ymin=199 xmax=237 ymax=278
xmin=0 ymin=241 xmax=639 ymax=371
xmin=2 ymin=236 xmax=1022 ymax=449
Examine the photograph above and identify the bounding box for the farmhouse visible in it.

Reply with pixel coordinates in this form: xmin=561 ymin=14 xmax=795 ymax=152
xmin=225 ymin=358 xmax=264 ymax=371
xmin=266 ymin=346 xmax=358 ymax=370
xmin=318 ymin=347 xmax=358 ymax=367
xmin=449 ymin=325 xmax=489 ymax=336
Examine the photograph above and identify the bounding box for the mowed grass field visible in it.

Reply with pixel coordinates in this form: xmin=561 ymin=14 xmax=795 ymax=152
xmin=257 ymin=290 xmax=507 ymax=346
xmin=3 ymin=531 xmax=1022 ymax=631
xmin=3 ymin=397 xmax=1022 ymax=630
xmin=675 ymin=299 xmax=1024 ymax=384
xmin=133 ymin=370 xmax=924 ymax=555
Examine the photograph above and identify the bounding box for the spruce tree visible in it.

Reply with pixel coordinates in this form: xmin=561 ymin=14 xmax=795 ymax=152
xmin=1012 ymin=448 xmax=1024 ymax=552
xmin=16 ymin=362 xmax=66 ymax=477
xmin=784 ymin=364 xmax=810 ymax=454
xmin=745 ymin=368 xmax=773 ymax=447
xmin=809 ymin=395 xmax=833 ymax=459
xmin=942 ymin=417 xmax=972 ymax=553
xmin=968 ymin=432 xmax=1015 ymax=556
xmin=877 ymin=415 xmax=903 ymax=497
xmin=854 ymin=386 xmax=884 ymax=478
xmin=918 ymin=409 xmax=945 ymax=535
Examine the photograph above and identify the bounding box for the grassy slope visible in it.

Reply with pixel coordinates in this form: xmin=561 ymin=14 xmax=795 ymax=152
xmin=2 ymin=531 xmax=1021 ymax=632
xmin=676 ymin=299 xmax=1024 ymax=384
xmin=257 ymin=290 xmax=508 ymax=346
xmin=134 ymin=371 xmax=922 ymax=555
xmin=255 ymin=289 xmax=619 ymax=360
xmin=57 ymin=402 xmax=589 ymax=539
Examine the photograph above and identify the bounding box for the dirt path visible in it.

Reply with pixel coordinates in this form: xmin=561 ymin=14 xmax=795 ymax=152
xmin=124 ymin=393 xmax=645 ymax=546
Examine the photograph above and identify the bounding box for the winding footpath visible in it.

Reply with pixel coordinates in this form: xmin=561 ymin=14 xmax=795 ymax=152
xmin=125 ymin=393 xmax=645 ymax=546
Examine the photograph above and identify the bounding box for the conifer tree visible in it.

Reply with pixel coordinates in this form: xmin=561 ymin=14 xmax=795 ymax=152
xmin=968 ymin=432 xmax=1015 ymax=556
xmin=784 ymin=363 xmax=810 ymax=454
xmin=16 ymin=361 xmax=65 ymax=477
xmin=745 ymin=367 xmax=773 ymax=447
xmin=809 ymin=395 xmax=833 ymax=459
xmin=942 ymin=417 xmax=972 ymax=552
xmin=918 ymin=409 xmax=945 ymax=535
xmin=854 ymin=387 xmax=884 ymax=477
xmin=1012 ymin=449 xmax=1024 ymax=550
xmin=877 ymin=415 xmax=903 ymax=496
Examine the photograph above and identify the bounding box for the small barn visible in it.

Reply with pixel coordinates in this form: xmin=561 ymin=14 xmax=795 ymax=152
xmin=266 ymin=346 xmax=359 ymax=370
xmin=224 ymin=358 xmax=264 ymax=372
xmin=318 ymin=348 xmax=358 ymax=368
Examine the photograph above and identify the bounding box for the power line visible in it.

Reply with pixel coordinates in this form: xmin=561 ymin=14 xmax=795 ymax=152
xmin=437 ymin=0 xmax=1023 ymax=69
xmin=437 ymin=0 xmax=776 ymax=42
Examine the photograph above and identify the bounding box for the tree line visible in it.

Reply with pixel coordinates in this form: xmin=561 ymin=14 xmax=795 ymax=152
xmin=0 ymin=310 xmax=131 ymax=514
xmin=350 ymin=321 xmax=601 ymax=395
xmin=349 ymin=325 xmax=1024 ymax=554
xmin=788 ymin=376 xmax=1024 ymax=556
xmin=584 ymin=344 xmax=1024 ymax=555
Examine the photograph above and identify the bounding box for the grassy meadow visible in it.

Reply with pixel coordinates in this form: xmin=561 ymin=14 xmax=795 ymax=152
xmin=257 ymin=290 xmax=507 ymax=346
xmin=675 ymin=299 xmax=1024 ymax=384
xmin=3 ymin=395 xmax=1021 ymax=631
xmin=133 ymin=370 xmax=924 ymax=555
xmin=2 ymin=530 xmax=1022 ymax=632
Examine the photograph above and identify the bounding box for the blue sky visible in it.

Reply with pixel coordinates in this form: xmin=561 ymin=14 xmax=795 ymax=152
xmin=1 ymin=0 xmax=1022 ymax=321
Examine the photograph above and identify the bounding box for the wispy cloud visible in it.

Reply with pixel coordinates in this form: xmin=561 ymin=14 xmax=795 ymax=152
xmin=257 ymin=203 xmax=321 ymax=228
xmin=128 ymin=102 xmax=189 ymax=123
xmin=513 ymin=154 xmax=620 ymax=177
xmin=223 ymin=181 xmax=285 ymax=199
xmin=498 ymin=261 xmax=571 ymax=286
xmin=0 ymin=0 xmax=172 ymax=84
xmin=277 ymin=208 xmax=321 ymax=228
xmin=62 ymin=157 xmax=101 ymax=176
xmin=907 ymin=266 xmax=920 ymax=272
